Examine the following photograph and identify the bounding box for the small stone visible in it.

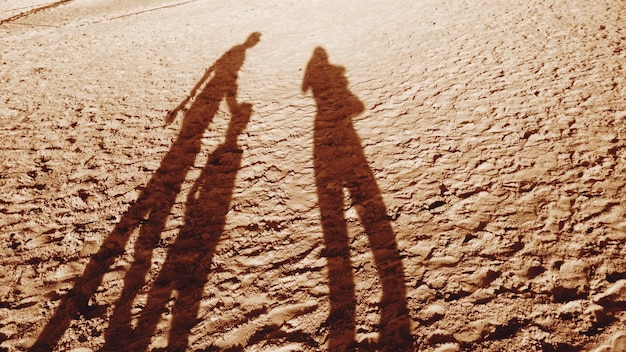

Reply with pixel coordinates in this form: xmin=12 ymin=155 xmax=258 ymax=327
xmin=471 ymin=288 xmax=496 ymax=304
xmin=266 ymin=301 xmax=318 ymax=327
xmin=553 ymin=260 xmax=589 ymax=301
xmin=593 ymin=280 xmax=626 ymax=306
xmin=405 ymin=241 xmax=434 ymax=260
xmin=433 ymin=342 xmax=461 ymax=352
xmin=558 ymin=300 xmax=583 ymax=319
xmin=418 ymin=304 xmax=445 ymax=323
xmin=410 ymin=284 xmax=435 ymax=302
xmin=428 ymin=256 xmax=461 ymax=268
xmin=456 ymin=217 xmax=484 ymax=231
xmin=356 ymin=332 xmax=379 ymax=345
xmin=425 ymin=274 xmax=447 ymax=289
xmin=464 ymin=267 xmax=500 ymax=290
xmin=453 ymin=320 xmax=490 ymax=343
xmin=559 ymin=260 xmax=589 ymax=287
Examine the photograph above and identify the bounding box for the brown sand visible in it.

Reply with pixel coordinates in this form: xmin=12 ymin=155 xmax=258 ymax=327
xmin=1 ymin=0 xmax=625 ymax=351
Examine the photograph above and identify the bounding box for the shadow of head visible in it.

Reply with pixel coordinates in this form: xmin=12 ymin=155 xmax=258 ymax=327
xmin=303 ymin=46 xmax=363 ymax=118
xmin=245 ymin=32 xmax=262 ymax=48
xmin=314 ymin=46 xmax=329 ymax=61
xmin=304 ymin=47 xmax=349 ymax=90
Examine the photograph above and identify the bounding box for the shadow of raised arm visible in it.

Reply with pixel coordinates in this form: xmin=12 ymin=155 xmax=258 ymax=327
xmin=165 ymin=62 xmax=217 ymax=125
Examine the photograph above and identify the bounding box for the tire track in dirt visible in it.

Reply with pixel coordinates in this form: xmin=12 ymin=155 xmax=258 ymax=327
xmin=0 ymin=0 xmax=72 ymax=26
xmin=93 ymin=0 xmax=201 ymax=24
xmin=1 ymin=0 xmax=202 ymax=29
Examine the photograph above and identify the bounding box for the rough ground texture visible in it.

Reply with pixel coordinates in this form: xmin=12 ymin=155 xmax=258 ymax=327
xmin=1 ymin=0 xmax=626 ymax=351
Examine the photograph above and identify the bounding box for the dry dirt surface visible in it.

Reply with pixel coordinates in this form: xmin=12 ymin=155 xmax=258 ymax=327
xmin=1 ymin=0 xmax=626 ymax=351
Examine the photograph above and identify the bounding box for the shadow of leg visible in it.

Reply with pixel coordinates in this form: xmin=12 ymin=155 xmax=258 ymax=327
xmin=317 ymin=181 xmax=358 ymax=351
xmin=34 ymin=33 xmax=261 ymax=352
xmin=347 ymin=136 xmax=411 ymax=350
xmin=304 ymin=46 xmax=413 ymax=351
xmin=112 ymin=103 xmax=252 ymax=352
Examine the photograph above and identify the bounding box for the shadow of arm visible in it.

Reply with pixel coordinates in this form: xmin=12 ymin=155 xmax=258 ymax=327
xmin=165 ymin=63 xmax=216 ymax=125
xmin=302 ymin=65 xmax=313 ymax=93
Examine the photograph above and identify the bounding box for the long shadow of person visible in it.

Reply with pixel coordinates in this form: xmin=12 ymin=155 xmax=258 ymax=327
xmin=302 ymin=47 xmax=412 ymax=351
xmin=103 ymin=102 xmax=253 ymax=352
xmin=30 ymin=32 xmax=261 ymax=352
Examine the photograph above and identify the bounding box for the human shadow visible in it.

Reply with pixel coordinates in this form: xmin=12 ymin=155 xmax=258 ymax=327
xmin=103 ymin=103 xmax=252 ymax=352
xmin=302 ymin=47 xmax=412 ymax=351
xmin=30 ymin=32 xmax=261 ymax=352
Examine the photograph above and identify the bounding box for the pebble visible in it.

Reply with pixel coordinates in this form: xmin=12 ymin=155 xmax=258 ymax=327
xmin=409 ymin=284 xmax=436 ymax=302
xmin=594 ymin=280 xmax=626 ymax=306
xmin=428 ymin=256 xmax=461 ymax=268
xmin=356 ymin=332 xmax=379 ymax=345
xmin=418 ymin=303 xmax=446 ymax=323
xmin=425 ymin=274 xmax=448 ymax=289
xmin=405 ymin=241 xmax=434 ymax=260
xmin=471 ymin=288 xmax=496 ymax=304
xmin=266 ymin=301 xmax=318 ymax=327
xmin=433 ymin=342 xmax=461 ymax=352
xmin=555 ymin=260 xmax=590 ymax=298
xmin=453 ymin=320 xmax=490 ymax=343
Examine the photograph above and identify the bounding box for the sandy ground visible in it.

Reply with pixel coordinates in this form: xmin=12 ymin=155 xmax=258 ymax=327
xmin=1 ymin=0 xmax=626 ymax=351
